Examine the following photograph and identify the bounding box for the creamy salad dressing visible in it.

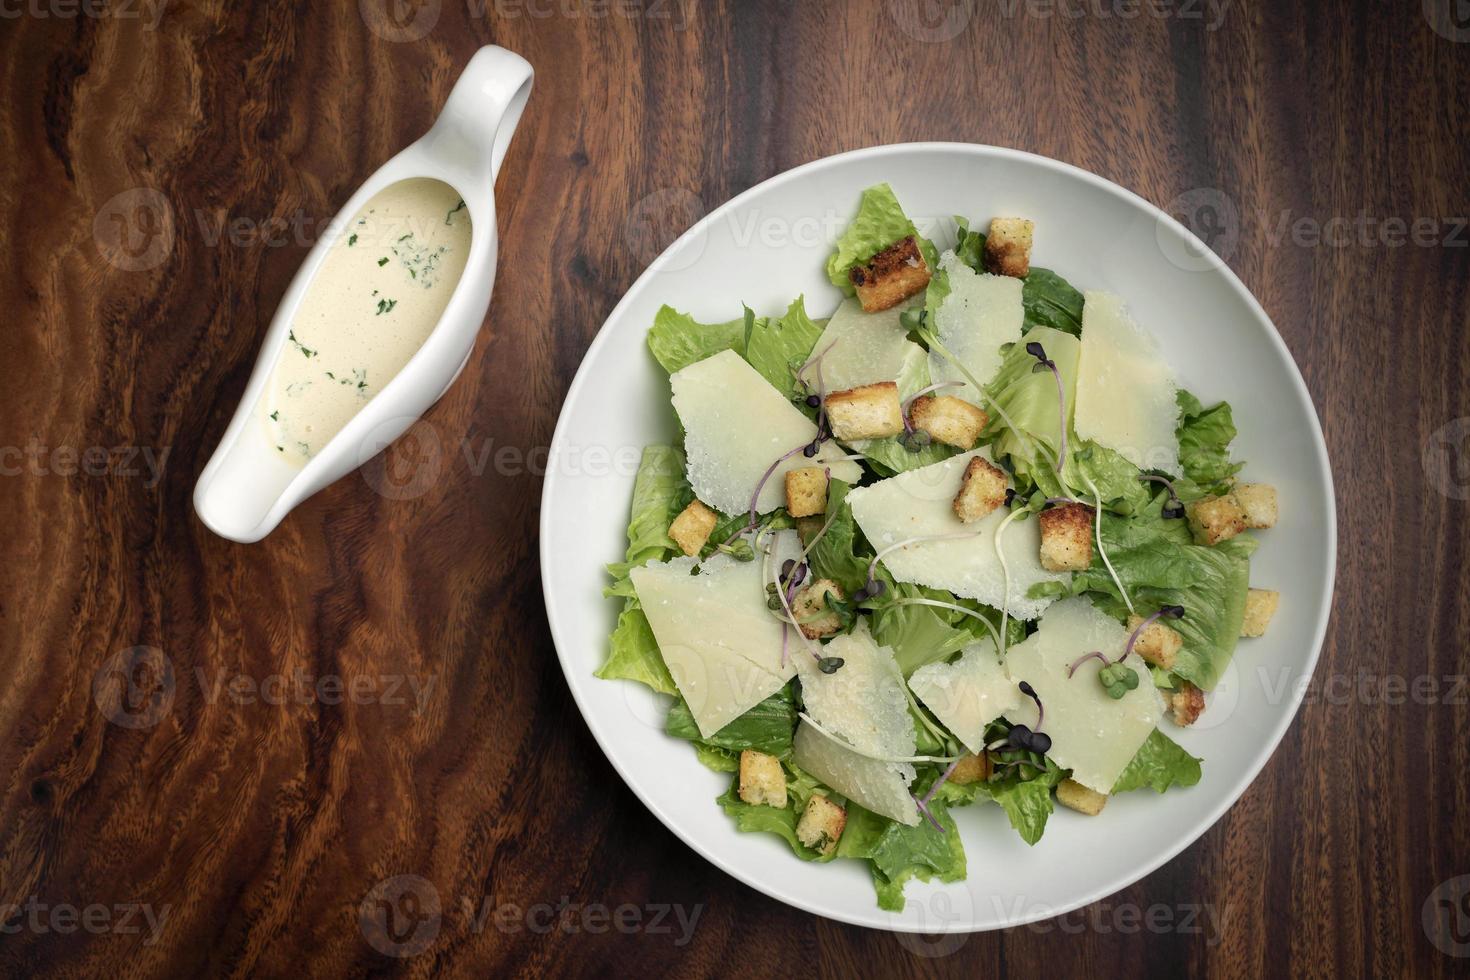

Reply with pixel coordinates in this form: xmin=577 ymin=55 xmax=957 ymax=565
xmin=261 ymin=178 xmax=472 ymax=464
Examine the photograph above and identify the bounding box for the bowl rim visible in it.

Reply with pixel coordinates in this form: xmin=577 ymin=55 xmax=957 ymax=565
xmin=539 ymin=141 xmax=1337 ymax=932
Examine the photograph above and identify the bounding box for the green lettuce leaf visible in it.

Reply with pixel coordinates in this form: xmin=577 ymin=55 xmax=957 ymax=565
xmin=647 ymin=305 xmax=749 ymax=375
xmin=1022 ymin=268 xmax=1085 ymax=336
xmin=838 ymin=797 xmax=967 ymax=912
xmin=715 ymin=783 xmax=830 ymax=862
xmin=1112 ymin=729 xmax=1203 ymax=793
xmin=597 ymin=604 xmax=676 ymax=695
xmin=666 ymin=686 xmax=798 ymax=757
xmin=1176 ymin=390 xmax=1243 ymax=493
xmin=974 ymin=757 xmax=1066 ymax=845
xmin=1036 ymin=508 xmax=1255 ymax=690
xmin=804 ymin=481 xmax=871 ymax=595
xmin=826 ymin=183 xmax=937 ymax=295
xmin=983 ymin=326 xmax=1080 ymax=476
xmin=598 ymin=446 xmax=693 ymax=695
xmin=604 ymin=445 xmax=692 ymax=597
xmin=744 ymin=296 xmax=825 ymax=398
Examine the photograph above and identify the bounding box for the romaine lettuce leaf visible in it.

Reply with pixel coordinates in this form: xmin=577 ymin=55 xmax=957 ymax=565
xmin=598 ymin=446 xmax=693 ymax=695
xmin=838 ymin=796 xmax=967 ymax=912
xmin=598 ymin=604 xmax=676 ymax=695
xmin=826 ymin=183 xmax=938 ymax=296
xmin=647 ymin=305 xmax=749 ymax=375
xmin=1112 ymin=729 xmax=1202 ymax=793
xmin=715 ymin=783 xmax=831 ymax=862
xmin=1022 ymin=268 xmax=1084 ymax=336
xmin=1034 ymin=508 xmax=1254 ymax=690
xmin=743 ymin=296 xmax=824 ymax=398
xmin=1176 ymin=390 xmax=1243 ymax=493
xmin=666 ymin=686 xmax=798 ymax=757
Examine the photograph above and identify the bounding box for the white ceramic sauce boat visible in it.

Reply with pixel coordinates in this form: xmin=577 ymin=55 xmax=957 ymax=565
xmin=193 ymin=45 xmax=533 ymax=543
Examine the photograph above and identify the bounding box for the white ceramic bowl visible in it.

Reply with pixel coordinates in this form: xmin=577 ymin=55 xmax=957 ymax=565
xmin=540 ymin=143 xmax=1335 ymax=932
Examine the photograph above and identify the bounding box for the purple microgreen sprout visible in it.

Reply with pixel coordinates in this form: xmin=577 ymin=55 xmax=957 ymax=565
xmin=1140 ymin=474 xmax=1186 ymax=519
xmin=911 ymin=792 xmax=945 ymax=832
xmin=1025 ymin=341 xmax=1068 ymax=474
xmin=918 ymin=755 xmax=966 ymax=814
xmin=1066 ymin=650 xmax=1110 ymax=678
xmin=1018 ymin=680 xmax=1044 ymax=730
xmin=862 ymin=530 xmax=981 ymax=598
xmin=747 ymin=442 xmax=812 ymax=528
xmin=1122 ymin=604 xmax=1186 ymax=661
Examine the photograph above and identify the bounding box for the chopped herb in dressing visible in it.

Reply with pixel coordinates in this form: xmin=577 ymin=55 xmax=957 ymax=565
xmin=288 ymin=330 xmax=317 ymax=358
xmin=348 ymin=233 xmax=358 ymax=247
xmin=376 ymin=298 xmax=398 ymax=316
xmin=378 ymin=257 xmax=389 ymax=266
xmin=445 ymin=200 xmax=465 ymax=225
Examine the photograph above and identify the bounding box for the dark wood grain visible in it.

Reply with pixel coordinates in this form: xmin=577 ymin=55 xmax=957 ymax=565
xmin=1 ymin=0 xmax=1467 ymax=976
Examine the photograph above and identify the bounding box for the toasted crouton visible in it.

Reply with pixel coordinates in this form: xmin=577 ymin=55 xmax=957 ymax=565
xmin=1038 ymin=502 xmax=1094 ymax=572
xmin=910 ymin=395 xmax=988 ymax=450
xmin=953 ymin=456 xmax=1009 ymax=523
xmin=738 ymin=750 xmax=786 ymax=807
xmin=984 ymin=218 xmax=1034 ymax=278
xmin=849 ymin=236 xmax=931 ymax=312
xmin=796 ymin=794 xmax=847 ymax=856
xmin=1234 ymin=483 xmax=1278 ymax=529
xmin=1187 ymin=493 xmax=1248 ymax=546
xmin=949 ymin=753 xmax=991 ymax=785
xmin=791 ymin=578 xmax=844 ymax=639
xmin=668 ymin=499 xmax=718 ymax=556
xmin=1056 ymin=778 xmax=1107 ymax=816
xmin=825 ymin=382 xmax=904 ymax=441
xmin=784 ymin=466 xmax=828 ymax=518
xmin=1170 ymin=681 xmax=1205 ymax=726
xmin=1241 ymin=588 xmax=1280 ymax=637
xmin=1126 ymin=614 xmax=1183 ymax=670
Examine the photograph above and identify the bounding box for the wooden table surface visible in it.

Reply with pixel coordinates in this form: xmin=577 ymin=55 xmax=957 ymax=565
xmin=2 ymin=0 xmax=1468 ymax=976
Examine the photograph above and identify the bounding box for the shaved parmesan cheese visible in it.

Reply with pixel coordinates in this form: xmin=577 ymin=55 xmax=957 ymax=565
xmin=800 ymin=297 xmax=928 ymax=397
xmin=847 ymin=449 xmax=1067 ymax=620
xmin=909 ymin=641 xmax=1020 ymax=755
xmin=630 ymin=551 xmax=795 ymax=738
xmin=795 ymin=622 xmax=914 ymax=759
xmin=1003 ymin=598 xmax=1165 ymax=794
xmin=793 ymin=725 xmax=919 ymax=826
xmin=1073 ymin=292 xmax=1182 ymax=475
xmin=791 ymin=623 xmax=919 ymax=825
xmin=928 ymin=252 xmax=1024 ymax=404
xmin=671 ymin=350 xmax=862 ymax=514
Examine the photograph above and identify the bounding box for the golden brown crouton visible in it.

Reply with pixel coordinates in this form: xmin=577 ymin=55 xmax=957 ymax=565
xmin=668 ymin=499 xmax=718 ymax=556
xmin=796 ymin=794 xmax=847 ymax=856
xmin=825 ymin=382 xmax=904 ymax=441
xmin=983 ymin=218 xmax=1035 ymax=278
xmin=1126 ymin=614 xmax=1183 ymax=670
xmin=1233 ymin=483 xmax=1278 ymax=529
xmin=849 ymin=236 xmax=931 ymax=312
xmin=738 ymin=750 xmax=787 ymax=807
xmin=1169 ymin=681 xmax=1205 ymax=726
xmin=910 ymin=395 xmax=988 ymax=450
xmin=1038 ymin=502 xmax=1094 ymax=572
xmin=949 ymin=753 xmax=991 ymax=785
xmin=1187 ymin=493 xmax=1248 ymax=546
xmin=784 ymin=466 xmax=829 ymax=519
xmin=791 ymin=578 xmax=844 ymax=639
xmin=1241 ymin=588 xmax=1280 ymax=637
xmin=1056 ymin=778 xmax=1107 ymax=816
xmin=953 ymin=456 xmax=1009 ymax=523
